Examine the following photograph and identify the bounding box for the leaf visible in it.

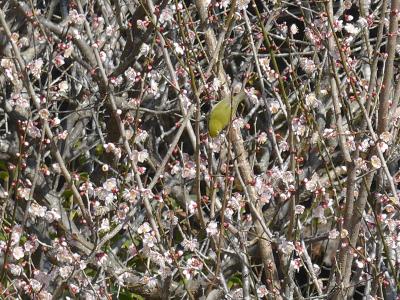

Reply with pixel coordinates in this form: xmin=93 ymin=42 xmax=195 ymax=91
xmin=79 ymin=172 xmax=89 ymax=181
xmin=63 ymin=189 xmax=73 ymax=199
xmin=95 ymin=144 xmax=104 ymax=156
xmin=117 ymin=291 xmax=144 ymax=300
xmin=0 ymin=171 xmax=9 ymax=180
xmin=122 ymin=239 xmax=132 ymax=249
xmin=227 ymin=273 xmax=242 ymax=289
xmin=0 ymin=161 xmax=7 ymax=171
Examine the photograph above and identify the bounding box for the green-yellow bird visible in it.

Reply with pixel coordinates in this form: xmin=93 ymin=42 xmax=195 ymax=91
xmin=208 ymin=91 xmax=246 ymax=137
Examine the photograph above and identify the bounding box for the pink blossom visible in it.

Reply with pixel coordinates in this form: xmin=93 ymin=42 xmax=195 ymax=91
xmin=54 ymin=54 xmax=65 ymax=67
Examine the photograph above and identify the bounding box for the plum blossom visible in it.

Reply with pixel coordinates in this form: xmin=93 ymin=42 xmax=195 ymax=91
xmin=68 ymin=9 xmax=85 ymax=25
xmin=123 ymin=188 xmax=138 ymax=203
xmin=143 ymin=232 xmax=157 ymax=249
xmin=344 ymin=23 xmax=360 ymax=35
xmin=370 ymin=155 xmax=381 ymax=169
xmin=63 ymin=42 xmax=74 ymax=58
xmin=1 ymin=58 xmax=15 ymax=80
xmin=341 ymin=229 xmax=349 ymax=238
xmin=377 ymin=141 xmax=388 ymax=153
xmin=139 ymin=43 xmax=150 ymax=57
xmin=59 ymin=266 xmax=74 ymax=279
xmin=17 ymin=187 xmax=31 ymax=200
xmin=279 ymin=239 xmax=295 ymax=254
xmin=232 ymin=117 xmax=245 ymax=130
xmin=244 ymin=87 xmax=258 ymax=104
xmin=28 ymin=58 xmax=43 ymax=79
xmin=29 ymin=279 xmax=42 ymax=293
xmin=106 ymin=25 xmax=117 ymax=36
xmin=304 ymin=173 xmax=319 ymax=192
xmin=183 ymin=257 xmax=203 ymax=279
xmin=159 ymin=7 xmax=173 ymax=24
xmin=300 ymin=57 xmax=316 ymax=75
xmin=292 ymin=115 xmax=306 ymax=136
xmin=174 ymin=43 xmax=185 ymax=55
xmin=13 ymin=246 xmax=25 ymax=260
xmin=291 ymin=258 xmax=302 ymax=272
xmin=8 ymin=93 xmax=29 ymax=110
xmin=188 ymin=200 xmax=198 ymax=214
xmin=103 ymin=178 xmax=117 ymax=192
xmin=329 ymin=229 xmax=340 ymax=239
xmin=39 ymin=109 xmax=50 ymax=120
xmin=356 ymin=259 xmax=365 ymax=269
xmin=206 ymin=221 xmax=218 ymax=236
xmin=380 ymin=131 xmax=391 ymax=143
xmin=137 ymin=19 xmax=149 ymax=31
xmin=135 ymin=130 xmax=149 ymax=143
xmin=270 ymin=100 xmax=280 ymax=113
xmin=218 ymin=0 xmax=230 ymax=8
xmin=290 ymin=24 xmax=299 ymax=35
xmin=182 ymin=238 xmax=198 ymax=252
xmin=124 ymin=67 xmax=138 ymax=82
xmin=54 ymin=54 xmax=65 ymax=67
xmin=96 ymin=252 xmax=109 ymax=267
xmin=137 ymin=150 xmax=149 ymax=163
xmin=138 ymin=222 xmax=152 ymax=234
xmin=359 ymin=138 xmax=371 ymax=152
xmin=28 ymin=202 xmax=47 ymax=218
xmin=45 ymin=209 xmax=61 ymax=223
xmin=9 ymin=264 xmax=23 ymax=276
xmin=99 ymin=218 xmax=110 ymax=232
xmin=37 ymin=291 xmax=52 ymax=300
xmin=69 ymin=283 xmax=80 ymax=295
xmin=212 ymin=78 xmax=221 ymax=91
xmin=182 ymin=161 xmax=196 ymax=179
xmin=237 ymin=0 xmax=250 ymax=10
xmin=295 ymin=205 xmax=305 ymax=215
xmin=92 ymin=16 xmax=104 ymax=33
xmin=305 ymin=93 xmax=320 ymax=108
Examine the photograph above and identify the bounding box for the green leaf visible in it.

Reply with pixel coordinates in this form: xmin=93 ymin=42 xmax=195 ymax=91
xmin=122 ymin=239 xmax=132 ymax=249
xmin=0 ymin=161 xmax=7 ymax=171
xmin=227 ymin=273 xmax=242 ymax=289
xmin=63 ymin=189 xmax=73 ymax=199
xmin=117 ymin=291 xmax=144 ymax=300
xmin=95 ymin=144 xmax=104 ymax=156
xmin=0 ymin=171 xmax=9 ymax=180
xmin=80 ymin=172 xmax=89 ymax=181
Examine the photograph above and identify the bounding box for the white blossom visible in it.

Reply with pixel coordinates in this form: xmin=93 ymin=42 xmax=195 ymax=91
xmin=237 ymin=0 xmax=250 ymax=10
xmin=138 ymin=222 xmax=152 ymax=234
xmin=39 ymin=108 xmax=50 ymax=120
xmin=12 ymin=246 xmax=25 ymax=260
xmin=59 ymin=265 xmax=74 ymax=279
xmin=370 ymin=155 xmax=381 ymax=169
xmin=29 ymin=279 xmax=42 ymax=293
xmin=295 ymin=205 xmax=305 ymax=215
xmin=9 ymin=264 xmax=23 ymax=276
xmin=159 ymin=7 xmax=173 ymax=24
xmin=68 ymin=9 xmax=85 ymax=25
xmin=28 ymin=58 xmax=43 ymax=79
xmin=206 ymin=221 xmax=219 ymax=236
xmin=124 ymin=67 xmax=138 ymax=82
xmin=29 ymin=202 xmax=47 ymax=218
xmin=305 ymin=93 xmax=320 ymax=108
xmin=290 ymin=24 xmax=299 ymax=35
xmin=344 ymin=23 xmax=360 ymax=35
xmin=99 ymin=218 xmax=110 ymax=232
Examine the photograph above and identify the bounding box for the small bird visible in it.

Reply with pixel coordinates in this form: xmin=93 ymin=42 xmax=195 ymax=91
xmin=208 ymin=90 xmax=246 ymax=137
